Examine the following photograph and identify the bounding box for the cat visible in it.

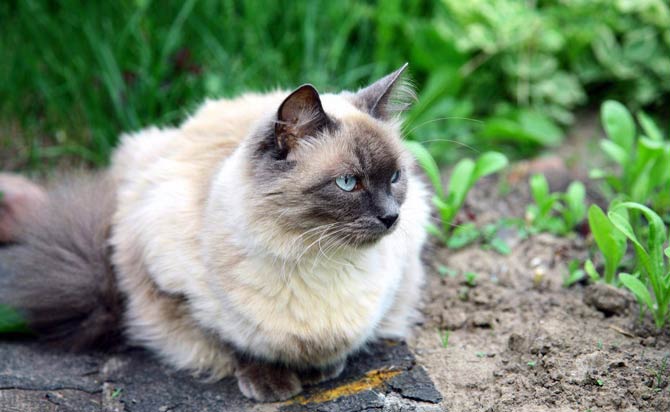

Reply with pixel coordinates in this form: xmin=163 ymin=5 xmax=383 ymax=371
xmin=0 ymin=64 xmax=430 ymax=402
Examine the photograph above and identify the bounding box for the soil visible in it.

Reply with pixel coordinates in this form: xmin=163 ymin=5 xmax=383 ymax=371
xmin=411 ymin=111 xmax=670 ymax=412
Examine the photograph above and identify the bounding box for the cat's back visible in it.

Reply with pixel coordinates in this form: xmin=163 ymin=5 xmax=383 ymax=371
xmin=110 ymin=90 xmax=286 ymax=295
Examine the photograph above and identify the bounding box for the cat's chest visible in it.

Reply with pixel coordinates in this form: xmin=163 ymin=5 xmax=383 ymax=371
xmin=213 ymin=248 xmax=404 ymax=359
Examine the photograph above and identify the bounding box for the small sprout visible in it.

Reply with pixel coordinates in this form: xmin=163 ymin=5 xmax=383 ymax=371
xmin=438 ymin=265 xmax=458 ymax=278
xmin=475 ymin=351 xmax=487 ymax=358
xmin=439 ymin=329 xmax=450 ymax=348
xmin=458 ymin=286 xmax=470 ymax=301
xmin=527 ymin=361 xmax=537 ymax=367
xmin=111 ymin=388 xmax=123 ymax=399
xmin=596 ymin=379 xmax=604 ymax=387
xmin=405 ymin=141 xmax=508 ymax=247
xmin=464 ymin=272 xmax=478 ymax=287
xmin=597 ymin=341 xmax=603 ymax=350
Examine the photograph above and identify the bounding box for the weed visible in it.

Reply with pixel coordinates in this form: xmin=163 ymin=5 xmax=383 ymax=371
xmin=609 ymin=203 xmax=670 ymax=328
xmin=439 ymin=330 xmax=451 ymax=348
xmin=464 ymin=272 xmax=478 ymax=287
xmin=406 ymin=140 xmax=508 ymax=246
xmin=526 ymin=174 xmax=586 ymax=235
xmin=527 ymin=361 xmax=536 ymax=367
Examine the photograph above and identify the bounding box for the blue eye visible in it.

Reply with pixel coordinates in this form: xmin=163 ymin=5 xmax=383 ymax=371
xmin=391 ymin=170 xmax=401 ymax=183
xmin=335 ymin=175 xmax=357 ymax=191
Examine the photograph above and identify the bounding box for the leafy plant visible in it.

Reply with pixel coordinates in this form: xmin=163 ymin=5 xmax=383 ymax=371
xmin=591 ymin=100 xmax=670 ymax=216
xmin=608 ymin=203 xmax=670 ymax=328
xmin=564 ymin=259 xmax=586 ymax=287
xmin=405 ymin=140 xmax=508 ymax=245
xmin=585 ymin=204 xmax=627 ymax=285
xmin=525 ymin=174 xmax=586 ymax=236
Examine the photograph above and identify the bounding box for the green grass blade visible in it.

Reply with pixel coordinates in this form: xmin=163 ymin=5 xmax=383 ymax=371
xmin=405 ymin=141 xmax=444 ymax=198
xmin=619 ymin=273 xmax=654 ymax=310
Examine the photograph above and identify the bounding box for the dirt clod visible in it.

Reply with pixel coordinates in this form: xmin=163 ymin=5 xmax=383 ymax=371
xmin=583 ymin=283 xmax=633 ymax=316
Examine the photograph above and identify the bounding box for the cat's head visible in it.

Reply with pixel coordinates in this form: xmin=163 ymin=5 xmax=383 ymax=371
xmin=247 ymin=64 xmax=416 ymax=255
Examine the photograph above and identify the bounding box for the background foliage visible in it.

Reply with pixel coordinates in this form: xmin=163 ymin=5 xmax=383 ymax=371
xmin=1 ymin=0 xmax=669 ymax=171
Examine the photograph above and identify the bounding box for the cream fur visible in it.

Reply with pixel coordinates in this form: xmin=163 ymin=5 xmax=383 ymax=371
xmin=110 ymin=90 xmax=429 ymax=378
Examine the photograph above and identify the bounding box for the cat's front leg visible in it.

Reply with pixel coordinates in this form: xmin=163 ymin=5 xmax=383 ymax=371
xmin=234 ymin=357 xmax=303 ymax=402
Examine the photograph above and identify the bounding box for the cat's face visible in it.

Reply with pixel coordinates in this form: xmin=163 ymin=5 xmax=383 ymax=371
xmin=248 ymin=65 xmax=415 ymax=252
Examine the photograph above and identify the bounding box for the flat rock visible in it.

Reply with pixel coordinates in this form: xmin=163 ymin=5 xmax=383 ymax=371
xmin=0 ymin=339 xmax=442 ymax=412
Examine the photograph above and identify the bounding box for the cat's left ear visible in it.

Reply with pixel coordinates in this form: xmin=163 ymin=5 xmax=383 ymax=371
xmin=275 ymin=84 xmax=331 ymax=155
xmin=354 ymin=63 xmax=415 ymax=120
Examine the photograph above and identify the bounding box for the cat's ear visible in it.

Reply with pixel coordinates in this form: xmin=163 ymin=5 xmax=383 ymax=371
xmin=354 ymin=63 xmax=415 ymax=120
xmin=275 ymin=84 xmax=330 ymax=154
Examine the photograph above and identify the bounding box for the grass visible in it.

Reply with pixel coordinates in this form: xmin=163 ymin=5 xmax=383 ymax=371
xmin=1 ymin=0 xmax=424 ymax=171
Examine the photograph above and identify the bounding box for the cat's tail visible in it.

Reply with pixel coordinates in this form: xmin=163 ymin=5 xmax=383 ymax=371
xmin=0 ymin=173 xmax=123 ymax=350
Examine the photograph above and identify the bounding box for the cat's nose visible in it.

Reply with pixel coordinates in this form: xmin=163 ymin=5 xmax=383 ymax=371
xmin=377 ymin=213 xmax=399 ymax=229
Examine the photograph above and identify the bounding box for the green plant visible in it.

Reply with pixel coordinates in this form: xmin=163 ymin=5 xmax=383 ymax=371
xmin=464 ymin=271 xmax=478 ymax=287
xmin=526 ymin=174 xmax=586 ymax=235
xmin=439 ymin=329 xmax=450 ymax=348
xmin=564 ymin=259 xmax=586 ymax=287
xmin=608 ymin=203 xmax=670 ymax=328
xmin=591 ymin=100 xmax=670 ymax=216
xmin=0 ymin=304 xmax=29 ymax=334
xmin=405 ymin=140 xmax=508 ymax=245
xmin=585 ymin=204 xmax=627 ymax=285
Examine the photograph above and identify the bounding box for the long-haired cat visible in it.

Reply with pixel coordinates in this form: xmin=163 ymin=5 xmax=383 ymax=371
xmin=0 ymin=64 xmax=429 ymax=402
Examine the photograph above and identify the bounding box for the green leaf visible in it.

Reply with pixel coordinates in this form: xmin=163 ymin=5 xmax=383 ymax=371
xmin=588 ymin=204 xmax=627 ymax=284
xmin=665 ymin=246 xmax=670 ymax=259
xmin=637 ymin=111 xmax=664 ymax=141
xmin=0 ymin=305 xmax=29 ymax=334
xmin=447 ymin=158 xmax=475 ymax=212
xmin=619 ymin=273 xmax=654 ymax=310
xmin=600 ymin=140 xmax=629 ymax=165
xmin=426 ymin=222 xmax=448 ymax=244
xmin=564 ymin=268 xmax=585 ymax=287
xmin=530 ymin=174 xmax=550 ymax=207
xmin=584 ymin=259 xmax=601 ymax=282
xmin=472 ymin=152 xmax=508 ymax=183
xmin=405 ymin=141 xmax=444 ymax=198
xmin=488 ymin=237 xmax=511 ymax=255
xmin=564 ymin=181 xmax=586 ymax=226
xmin=601 ymin=100 xmax=635 ymax=153
xmin=447 ymin=223 xmax=480 ymax=249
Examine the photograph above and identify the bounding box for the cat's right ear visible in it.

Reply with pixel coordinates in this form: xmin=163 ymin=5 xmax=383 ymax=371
xmin=275 ymin=85 xmax=331 ymax=155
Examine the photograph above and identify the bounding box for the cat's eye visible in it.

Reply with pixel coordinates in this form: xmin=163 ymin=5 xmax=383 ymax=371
xmin=335 ymin=175 xmax=357 ymax=191
xmin=391 ymin=170 xmax=401 ymax=183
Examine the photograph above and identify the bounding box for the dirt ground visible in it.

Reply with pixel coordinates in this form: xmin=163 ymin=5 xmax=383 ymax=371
xmin=411 ymin=112 xmax=670 ymax=412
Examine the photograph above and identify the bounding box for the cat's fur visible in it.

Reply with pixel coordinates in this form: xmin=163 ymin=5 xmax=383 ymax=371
xmin=0 ymin=65 xmax=429 ymax=401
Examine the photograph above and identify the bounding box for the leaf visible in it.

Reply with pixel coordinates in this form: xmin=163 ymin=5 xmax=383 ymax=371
xmin=472 ymin=152 xmax=508 ymax=183
xmin=447 ymin=222 xmax=480 ymax=249
xmin=588 ymin=204 xmax=626 ymax=283
xmin=584 ymin=259 xmax=601 ymax=282
xmin=564 ymin=181 xmax=586 ymax=225
xmin=600 ymin=139 xmax=629 ymax=165
xmin=619 ymin=273 xmax=654 ymax=310
xmin=530 ymin=174 xmax=550 ymax=208
xmin=564 ymin=268 xmax=585 ymax=287
xmin=665 ymin=246 xmax=670 ymax=259
xmin=0 ymin=305 xmax=29 ymax=334
xmin=405 ymin=141 xmax=444 ymax=198
xmin=446 ymin=158 xmax=475 ymax=212
xmin=601 ymin=100 xmax=635 ymax=153
xmin=517 ymin=110 xmax=564 ymax=147
xmin=637 ymin=111 xmax=664 ymax=141
xmin=488 ymin=237 xmax=511 ymax=255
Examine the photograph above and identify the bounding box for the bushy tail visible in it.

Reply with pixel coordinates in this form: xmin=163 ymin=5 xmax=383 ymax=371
xmin=0 ymin=173 xmax=123 ymax=350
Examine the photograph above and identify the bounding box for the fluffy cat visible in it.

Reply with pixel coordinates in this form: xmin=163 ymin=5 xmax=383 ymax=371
xmin=0 ymin=64 xmax=430 ymax=402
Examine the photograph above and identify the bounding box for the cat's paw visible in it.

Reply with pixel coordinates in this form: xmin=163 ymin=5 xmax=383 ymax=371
xmin=0 ymin=174 xmax=47 ymax=242
xmin=235 ymin=360 xmax=303 ymax=402
xmin=298 ymin=360 xmax=346 ymax=386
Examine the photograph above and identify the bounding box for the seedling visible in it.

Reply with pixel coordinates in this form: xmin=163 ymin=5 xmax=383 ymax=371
xmin=464 ymin=272 xmax=478 ymax=287
xmin=405 ymin=141 xmax=508 ymax=245
xmin=527 ymin=360 xmax=536 ymax=367
xmin=591 ymin=101 xmax=670 ymax=216
xmin=585 ymin=204 xmax=628 ymax=284
xmin=526 ymin=174 xmax=586 ymax=235
xmin=608 ymin=203 xmax=670 ymax=328
xmin=437 ymin=265 xmax=458 ymax=278
xmin=564 ymin=259 xmax=586 ymax=287
xmin=439 ymin=329 xmax=450 ymax=348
